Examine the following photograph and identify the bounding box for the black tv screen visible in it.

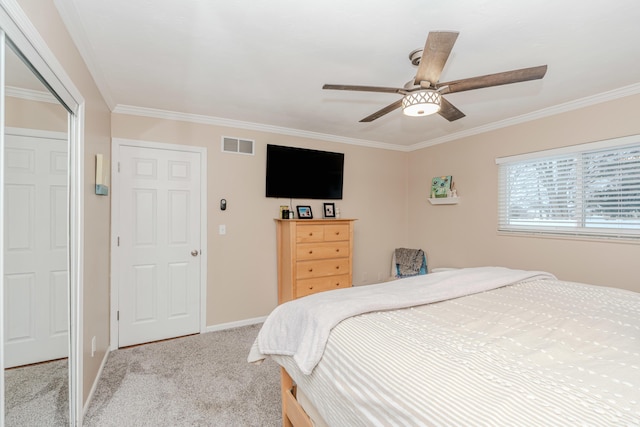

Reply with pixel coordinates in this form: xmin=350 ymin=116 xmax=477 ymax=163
xmin=266 ymin=144 xmax=344 ymax=199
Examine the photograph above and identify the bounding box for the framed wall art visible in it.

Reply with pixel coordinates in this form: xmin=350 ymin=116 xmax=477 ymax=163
xmin=323 ymin=203 xmax=336 ymax=218
xmin=431 ymin=175 xmax=452 ymax=198
xmin=296 ymin=205 xmax=313 ymax=219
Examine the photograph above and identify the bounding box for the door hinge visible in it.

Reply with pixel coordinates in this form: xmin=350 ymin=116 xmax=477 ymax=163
xmin=117 ymin=311 xmax=119 ymax=321
xmin=117 ymin=236 xmax=120 ymax=246
xmin=117 ymin=161 xmax=121 ymax=173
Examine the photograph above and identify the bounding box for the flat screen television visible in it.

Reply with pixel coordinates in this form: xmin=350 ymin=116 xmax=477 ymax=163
xmin=265 ymin=144 xmax=344 ymax=200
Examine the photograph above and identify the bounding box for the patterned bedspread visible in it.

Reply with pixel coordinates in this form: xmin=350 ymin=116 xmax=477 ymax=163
xmin=273 ymin=279 xmax=640 ymax=426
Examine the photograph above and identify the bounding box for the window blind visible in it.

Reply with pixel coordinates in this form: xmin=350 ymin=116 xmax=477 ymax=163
xmin=497 ymin=138 xmax=640 ymax=239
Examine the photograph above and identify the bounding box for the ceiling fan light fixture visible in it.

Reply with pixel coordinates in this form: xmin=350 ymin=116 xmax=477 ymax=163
xmin=402 ymin=90 xmax=441 ymax=117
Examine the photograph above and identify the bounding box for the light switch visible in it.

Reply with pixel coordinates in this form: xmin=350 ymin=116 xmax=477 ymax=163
xmin=219 ymin=224 xmax=226 ymax=235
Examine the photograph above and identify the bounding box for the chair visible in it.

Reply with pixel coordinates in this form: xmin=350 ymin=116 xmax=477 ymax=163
xmin=391 ymin=248 xmax=427 ymax=279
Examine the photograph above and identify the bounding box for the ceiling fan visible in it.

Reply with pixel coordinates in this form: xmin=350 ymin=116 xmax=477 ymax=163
xmin=323 ymin=31 xmax=547 ymax=122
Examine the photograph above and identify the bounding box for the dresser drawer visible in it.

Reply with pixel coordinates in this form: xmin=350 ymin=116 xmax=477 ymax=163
xmin=323 ymin=224 xmax=350 ymax=241
xmin=296 ymin=258 xmax=350 ymax=279
xmin=277 ymin=219 xmax=355 ymax=304
xmin=296 ymin=225 xmax=325 ymax=243
xmin=296 ymin=241 xmax=349 ymax=261
xmin=296 ymin=274 xmax=351 ymax=298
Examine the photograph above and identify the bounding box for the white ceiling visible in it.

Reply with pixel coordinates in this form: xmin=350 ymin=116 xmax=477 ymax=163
xmin=53 ymin=0 xmax=640 ymax=150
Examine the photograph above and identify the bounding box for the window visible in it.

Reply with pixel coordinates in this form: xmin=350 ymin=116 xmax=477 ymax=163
xmin=497 ymin=135 xmax=640 ymax=240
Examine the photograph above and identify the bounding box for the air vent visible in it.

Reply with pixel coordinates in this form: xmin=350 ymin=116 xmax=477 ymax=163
xmin=222 ymin=136 xmax=255 ymax=155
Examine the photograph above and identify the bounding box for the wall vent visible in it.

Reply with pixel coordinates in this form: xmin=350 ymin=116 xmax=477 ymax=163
xmin=221 ymin=136 xmax=255 ymax=155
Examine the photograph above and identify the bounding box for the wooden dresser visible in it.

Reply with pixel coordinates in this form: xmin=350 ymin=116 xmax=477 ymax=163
xmin=275 ymin=219 xmax=355 ymax=303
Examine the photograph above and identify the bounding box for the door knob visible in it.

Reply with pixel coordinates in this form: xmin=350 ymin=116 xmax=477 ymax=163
xmin=191 ymin=250 xmax=199 ymax=257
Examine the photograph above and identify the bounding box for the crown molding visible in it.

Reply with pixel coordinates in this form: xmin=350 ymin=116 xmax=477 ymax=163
xmin=5 ymin=126 xmax=67 ymax=140
xmin=409 ymin=83 xmax=640 ymax=151
xmin=114 ymin=83 xmax=640 ymax=153
xmin=112 ymin=104 xmax=410 ymax=152
xmin=5 ymin=85 xmax=58 ymax=103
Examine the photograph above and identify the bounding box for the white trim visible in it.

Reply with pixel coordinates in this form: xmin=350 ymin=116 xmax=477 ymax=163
xmin=113 ymin=104 xmax=410 ymax=152
xmin=204 ymin=316 xmax=268 ymax=333
xmin=110 ymin=138 xmax=208 ymax=350
xmin=0 ymin=30 xmax=6 ymax=426
xmin=495 ymin=134 xmax=640 ymax=164
xmin=70 ymin=103 xmax=85 ymax=427
xmin=5 ymin=125 xmax=67 ymax=139
xmin=5 ymin=85 xmax=58 ymax=103
xmin=112 ymin=81 xmax=640 ymax=154
xmin=109 ymin=142 xmax=118 ymax=350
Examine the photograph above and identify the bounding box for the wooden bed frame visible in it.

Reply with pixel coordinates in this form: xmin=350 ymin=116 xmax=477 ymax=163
xmin=280 ymin=368 xmax=313 ymax=427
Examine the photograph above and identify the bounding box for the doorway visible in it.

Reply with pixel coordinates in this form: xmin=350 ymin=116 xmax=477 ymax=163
xmin=111 ymin=139 xmax=207 ymax=349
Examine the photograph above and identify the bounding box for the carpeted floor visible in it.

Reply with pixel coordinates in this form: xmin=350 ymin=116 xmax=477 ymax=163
xmin=83 ymin=324 xmax=281 ymax=426
xmin=4 ymin=358 xmax=69 ymax=426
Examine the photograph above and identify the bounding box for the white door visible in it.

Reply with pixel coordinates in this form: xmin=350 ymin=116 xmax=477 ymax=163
xmin=3 ymin=133 xmax=68 ymax=368
xmin=117 ymin=145 xmax=201 ymax=347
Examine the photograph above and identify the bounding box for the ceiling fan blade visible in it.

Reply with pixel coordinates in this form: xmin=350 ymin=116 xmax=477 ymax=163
xmin=414 ymin=31 xmax=459 ymax=86
xmin=438 ymin=97 xmax=465 ymax=122
xmin=440 ymin=65 xmax=547 ymax=94
xmin=360 ymin=99 xmax=403 ymax=122
xmin=323 ymin=84 xmax=403 ymax=94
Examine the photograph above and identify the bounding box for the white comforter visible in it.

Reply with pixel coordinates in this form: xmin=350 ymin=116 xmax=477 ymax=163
xmin=273 ymin=278 xmax=640 ymax=426
xmin=248 ymin=267 xmax=555 ymax=374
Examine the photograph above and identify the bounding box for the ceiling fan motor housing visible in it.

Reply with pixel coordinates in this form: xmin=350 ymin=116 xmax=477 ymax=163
xmin=409 ymin=48 xmax=423 ymax=66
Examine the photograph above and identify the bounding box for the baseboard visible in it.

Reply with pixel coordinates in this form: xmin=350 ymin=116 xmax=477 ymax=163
xmin=82 ymin=348 xmax=110 ymax=418
xmin=204 ymin=316 xmax=267 ymax=333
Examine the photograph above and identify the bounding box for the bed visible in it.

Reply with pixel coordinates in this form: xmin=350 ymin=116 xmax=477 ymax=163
xmin=249 ymin=267 xmax=640 ymax=426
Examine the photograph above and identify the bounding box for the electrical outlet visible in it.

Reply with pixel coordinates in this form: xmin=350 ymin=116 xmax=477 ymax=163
xmin=91 ymin=336 xmax=96 ymax=357
xmin=219 ymin=224 xmax=226 ymax=235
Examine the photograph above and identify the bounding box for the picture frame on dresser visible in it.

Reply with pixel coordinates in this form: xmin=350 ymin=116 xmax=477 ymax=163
xmin=296 ymin=205 xmax=313 ymax=219
xmin=323 ymin=202 xmax=336 ymax=218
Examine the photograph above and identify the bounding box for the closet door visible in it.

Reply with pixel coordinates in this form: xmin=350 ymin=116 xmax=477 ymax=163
xmin=4 ymin=133 xmax=68 ymax=368
xmin=117 ymin=145 xmax=202 ymax=347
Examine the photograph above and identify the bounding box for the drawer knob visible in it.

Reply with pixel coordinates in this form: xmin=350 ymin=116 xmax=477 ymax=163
xmin=335 ymin=249 xmax=340 ymax=253
xmin=335 ymin=266 xmax=340 ymax=270
xmin=335 ymin=232 xmax=340 ymax=235
xmin=309 ymin=250 xmax=313 ymax=254
xmin=308 ymin=233 xmax=313 ymax=236
xmin=308 ymin=268 xmax=313 ymax=272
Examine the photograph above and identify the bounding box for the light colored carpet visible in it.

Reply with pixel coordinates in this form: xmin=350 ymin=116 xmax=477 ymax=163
xmin=4 ymin=359 xmax=69 ymax=426
xmin=83 ymin=324 xmax=281 ymax=426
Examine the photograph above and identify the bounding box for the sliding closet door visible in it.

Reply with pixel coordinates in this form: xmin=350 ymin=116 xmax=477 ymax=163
xmin=1 ymin=1 xmax=85 ymax=424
